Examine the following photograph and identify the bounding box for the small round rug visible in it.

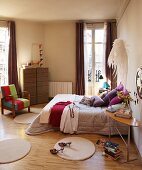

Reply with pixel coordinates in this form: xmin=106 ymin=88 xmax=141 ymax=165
xmin=0 ymin=138 xmax=31 ymax=164
xmin=14 ymin=113 xmax=38 ymax=124
xmin=54 ymin=137 xmax=95 ymax=161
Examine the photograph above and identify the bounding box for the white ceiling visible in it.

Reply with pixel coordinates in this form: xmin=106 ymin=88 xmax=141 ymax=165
xmin=0 ymin=0 xmax=127 ymax=22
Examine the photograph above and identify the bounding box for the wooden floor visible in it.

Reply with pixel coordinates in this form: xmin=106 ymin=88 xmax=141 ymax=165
xmin=0 ymin=105 xmax=142 ymax=170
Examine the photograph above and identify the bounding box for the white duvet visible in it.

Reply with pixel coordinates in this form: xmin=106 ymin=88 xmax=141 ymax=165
xmin=26 ymin=94 xmax=128 ymax=135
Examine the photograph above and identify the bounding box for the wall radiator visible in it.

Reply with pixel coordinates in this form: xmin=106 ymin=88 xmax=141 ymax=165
xmin=49 ymin=81 xmax=72 ymax=98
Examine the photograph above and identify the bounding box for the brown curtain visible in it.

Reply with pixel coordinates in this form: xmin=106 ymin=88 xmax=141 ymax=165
xmin=76 ymin=22 xmax=85 ymax=95
xmin=105 ymin=22 xmax=117 ymax=89
xmin=8 ymin=21 xmax=19 ymax=91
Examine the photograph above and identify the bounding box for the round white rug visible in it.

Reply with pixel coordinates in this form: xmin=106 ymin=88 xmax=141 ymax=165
xmin=0 ymin=138 xmax=31 ymax=164
xmin=54 ymin=137 xmax=95 ymax=161
xmin=14 ymin=113 xmax=38 ymax=124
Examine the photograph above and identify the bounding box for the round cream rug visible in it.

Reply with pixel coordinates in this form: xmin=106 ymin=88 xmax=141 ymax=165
xmin=54 ymin=137 xmax=95 ymax=161
xmin=0 ymin=138 xmax=31 ymax=163
xmin=14 ymin=113 xmax=38 ymax=124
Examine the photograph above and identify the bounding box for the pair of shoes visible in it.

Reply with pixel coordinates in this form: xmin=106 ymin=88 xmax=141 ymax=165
xmin=50 ymin=142 xmax=72 ymax=155
xmin=58 ymin=142 xmax=71 ymax=147
xmin=50 ymin=148 xmax=64 ymax=154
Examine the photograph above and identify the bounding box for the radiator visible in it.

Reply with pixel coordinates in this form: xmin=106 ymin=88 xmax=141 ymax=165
xmin=49 ymin=82 xmax=72 ymax=97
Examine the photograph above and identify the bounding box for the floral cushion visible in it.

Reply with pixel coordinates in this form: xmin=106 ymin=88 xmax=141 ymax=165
xmin=79 ymin=96 xmax=91 ymax=106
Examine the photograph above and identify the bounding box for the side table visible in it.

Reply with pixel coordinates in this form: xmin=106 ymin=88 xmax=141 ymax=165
xmin=106 ymin=110 xmax=141 ymax=162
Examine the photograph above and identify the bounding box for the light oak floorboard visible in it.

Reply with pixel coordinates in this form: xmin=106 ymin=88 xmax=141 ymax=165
xmin=0 ymin=105 xmax=142 ymax=170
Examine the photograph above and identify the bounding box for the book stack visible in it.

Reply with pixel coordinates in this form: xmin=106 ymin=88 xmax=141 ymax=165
xmin=114 ymin=109 xmax=132 ymax=119
xmin=104 ymin=141 xmax=121 ymax=160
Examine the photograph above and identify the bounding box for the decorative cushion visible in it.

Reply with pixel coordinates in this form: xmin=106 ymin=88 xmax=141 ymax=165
xmin=93 ymin=97 xmax=105 ymax=107
xmin=90 ymin=96 xmax=101 ymax=106
xmin=99 ymin=91 xmax=108 ymax=99
xmin=115 ymin=82 xmax=124 ymax=91
xmin=102 ymin=89 xmax=117 ymax=106
xmin=79 ymin=96 xmax=91 ymax=106
xmin=109 ymin=96 xmax=123 ymax=106
xmin=123 ymin=88 xmax=129 ymax=95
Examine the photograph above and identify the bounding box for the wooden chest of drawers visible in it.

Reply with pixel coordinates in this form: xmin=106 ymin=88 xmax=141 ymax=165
xmin=20 ymin=67 xmax=48 ymax=105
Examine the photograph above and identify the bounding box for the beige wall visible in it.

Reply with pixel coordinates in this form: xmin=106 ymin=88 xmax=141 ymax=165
xmin=16 ymin=20 xmax=44 ymax=67
xmin=117 ymin=0 xmax=142 ymax=156
xmin=15 ymin=20 xmax=76 ymax=93
xmin=43 ymin=22 xmax=76 ymax=93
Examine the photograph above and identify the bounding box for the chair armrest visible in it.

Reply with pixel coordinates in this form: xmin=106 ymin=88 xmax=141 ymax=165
xmin=22 ymin=91 xmax=30 ymax=100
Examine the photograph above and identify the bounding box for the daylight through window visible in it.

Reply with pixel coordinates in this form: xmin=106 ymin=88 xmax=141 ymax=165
xmin=0 ymin=27 xmax=9 ymax=86
xmin=84 ymin=23 xmax=106 ymax=95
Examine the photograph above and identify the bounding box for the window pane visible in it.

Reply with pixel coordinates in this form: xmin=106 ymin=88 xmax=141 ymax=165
xmin=86 ymin=44 xmax=92 ymax=82
xmin=85 ymin=25 xmax=105 ymax=85
xmin=0 ymin=27 xmax=9 ymax=86
xmin=95 ymin=44 xmax=104 ymax=62
xmin=95 ymin=63 xmax=103 ymax=71
xmin=95 ymin=63 xmax=103 ymax=82
xmin=95 ymin=29 xmax=105 ymax=82
xmin=0 ymin=29 xmax=7 ymax=42
xmin=84 ymin=30 xmax=92 ymax=43
xmin=95 ymin=29 xmax=104 ymax=42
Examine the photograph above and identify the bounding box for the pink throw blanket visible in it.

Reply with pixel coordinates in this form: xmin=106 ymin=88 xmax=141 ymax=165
xmin=49 ymin=101 xmax=71 ymax=127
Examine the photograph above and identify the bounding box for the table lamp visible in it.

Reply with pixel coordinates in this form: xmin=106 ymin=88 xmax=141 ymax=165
xmin=102 ymin=82 xmax=110 ymax=89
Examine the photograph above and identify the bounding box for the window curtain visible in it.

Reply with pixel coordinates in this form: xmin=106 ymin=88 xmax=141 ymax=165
xmin=76 ymin=22 xmax=85 ymax=95
xmin=84 ymin=23 xmax=89 ymax=96
xmin=8 ymin=21 xmax=19 ymax=91
xmin=105 ymin=22 xmax=117 ymax=89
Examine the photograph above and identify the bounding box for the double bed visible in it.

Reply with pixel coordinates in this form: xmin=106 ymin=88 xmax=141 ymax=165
xmin=26 ymin=94 xmax=128 ymax=135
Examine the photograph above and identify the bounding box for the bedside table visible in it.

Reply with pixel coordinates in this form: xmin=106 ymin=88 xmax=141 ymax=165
xmin=106 ymin=111 xmax=141 ymax=162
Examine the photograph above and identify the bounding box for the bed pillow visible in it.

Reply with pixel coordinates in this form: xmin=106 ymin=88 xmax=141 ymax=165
xmin=79 ymin=96 xmax=91 ymax=106
xmin=99 ymin=91 xmax=108 ymax=99
xmin=90 ymin=96 xmax=101 ymax=106
xmin=102 ymin=89 xmax=117 ymax=106
xmin=123 ymin=88 xmax=129 ymax=95
xmin=93 ymin=97 xmax=105 ymax=107
xmin=109 ymin=96 xmax=123 ymax=106
xmin=115 ymin=82 xmax=124 ymax=91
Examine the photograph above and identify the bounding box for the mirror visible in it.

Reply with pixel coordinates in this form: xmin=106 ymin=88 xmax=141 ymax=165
xmin=136 ymin=67 xmax=142 ymax=99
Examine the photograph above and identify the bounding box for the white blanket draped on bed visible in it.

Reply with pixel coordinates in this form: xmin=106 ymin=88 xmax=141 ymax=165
xmin=39 ymin=94 xmax=77 ymax=124
xmin=60 ymin=103 xmax=79 ymax=134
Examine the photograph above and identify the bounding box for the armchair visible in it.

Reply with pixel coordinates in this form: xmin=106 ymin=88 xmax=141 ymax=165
xmin=1 ymin=84 xmax=30 ymax=118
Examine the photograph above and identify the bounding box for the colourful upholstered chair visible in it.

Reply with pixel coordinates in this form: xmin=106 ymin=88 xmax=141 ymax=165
xmin=1 ymin=84 xmax=30 ymax=117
